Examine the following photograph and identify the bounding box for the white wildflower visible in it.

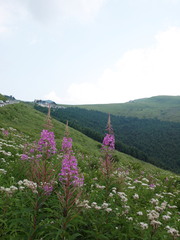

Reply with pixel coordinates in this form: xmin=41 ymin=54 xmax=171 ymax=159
xmin=139 ymin=222 xmax=148 ymax=229
xmin=133 ymin=193 xmax=139 ymax=199
xmin=137 ymin=211 xmax=143 ymax=216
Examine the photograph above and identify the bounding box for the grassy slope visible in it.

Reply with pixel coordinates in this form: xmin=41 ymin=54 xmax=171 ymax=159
xmin=0 ymin=102 xmax=173 ymax=175
xmin=74 ymin=95 xmax=180 ymax=122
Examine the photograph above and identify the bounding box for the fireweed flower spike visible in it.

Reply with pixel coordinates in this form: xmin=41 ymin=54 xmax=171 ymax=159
xmin=44 ymin=104 xmax=53 ymax=130
xmin=58 ymin=125 xmax=84 ymax=231
xmin=101 ymin=114 xmax=115 ymax=181
xmin=38 ymin=129 xmax=56 ymax=158
xmin=59 ymin=129 xmax=84 ymax=187
xmin=21 ymin=129 xmax=57 ymax=194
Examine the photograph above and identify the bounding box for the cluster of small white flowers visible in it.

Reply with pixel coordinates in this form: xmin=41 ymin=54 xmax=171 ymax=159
xmin=101 ymin=202 xmax=109 ymax=209
xmin=114 ymin=170 xmax=129 ymax=178
xmin=77 ymin=200 xmax=113 ymax=212
xmin=139 ymin=222 xmax=148 ymax=229
xmin=128 ymin=186 xmax=136 ymax=189
xmin=162 ymin=215 xmax=171 ymax=221
xmin=0 ymin=185 xmax=18 ymax=195
xmin=133 ymin=193 xmax=139 ymax=199
xmin=95 ymin=183 xmax=105 ymax=189
xmin=126 ymin=217 xmax=133 ymax=221
xmin=166 ymin=226 xmax=180 ymax=238
xmin=142 ymin=178 xmax=149 ymax=183
xmin=126 ymin=177 xmax=132 ymax=181
xmin=0 ymin=141 xmax=19 ymax=150
xmin=9 ymin=127 xmax=17 ymax=131
xmin=105 ymin=207 xmax=112 ymax=212
xmin=155 ymin=193 xmax=164 ymax=198
xmin=150 ymin=198 xmax=159 ymax=205
xmin=134 ymin=179 xmax=142 ymax=184
xmin=0 ymin=150 xmax=12 ymax=156
xmin=161 ymin=201 xmax=168 ymax=210
xmin=137 ymin=211 xmax=143 ymax=216
xmin=122 ymin=205 xmax=130 ymax=215
xmin=168 ymin=204 xmax=177 ymax=209
xmin=91 ymin=202 xmax=99 ymax=208
xmin=150 ymin=220 xmax=162 ymax=229
xmin=0 ymin=158 xmax=6 ymax=163
xmin=111 ymin=187 xmax=117 ymax=193
xmin=77 ymin=200 xmax=91 ymax=209
xmin=18 ymin=179 xmax=38 ymax=193
xmin=117 ymin=192 xmax=128 ymax=202
xmin=147 ymin=210 xmax=159 ymax=220
xmin=0 ymin=168 xmax=7 ymax=174
xmin=109 ymin=193 xmax=114 ymax=197
xmin=163 ymin=192 xmax=175 ymax=197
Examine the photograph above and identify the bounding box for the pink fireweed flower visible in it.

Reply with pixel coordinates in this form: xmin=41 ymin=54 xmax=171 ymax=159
xmin=61 ymin=137 xmax=73 ymax=152
xmin=42 ymin=183 xmax=53 ymax=195
xmin=21 ymin=154 xmax=29 ymax=160
xmin=38 ymin=129 xmax=56 ymax=157
xmin=59 ymin=153 xmax=84 ymax=187
xmin=102 ymin=133 xmax=115 ymax=150
xmin=2 ymin=130 xmax=9 ymax=136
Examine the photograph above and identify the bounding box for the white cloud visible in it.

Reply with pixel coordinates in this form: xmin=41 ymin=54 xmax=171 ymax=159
xmin=44 ymin=91 xmax=62 ymax=104
xmin=66 ymin=27 xmax=180 ymax=104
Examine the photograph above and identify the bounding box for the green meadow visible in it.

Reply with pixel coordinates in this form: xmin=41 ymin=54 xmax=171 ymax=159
xmin=0 ymin=103 xmax=179 ymax=239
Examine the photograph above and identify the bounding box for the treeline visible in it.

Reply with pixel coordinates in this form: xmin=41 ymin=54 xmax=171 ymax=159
xmin=34 ymin=105 xmax=180 ymax=173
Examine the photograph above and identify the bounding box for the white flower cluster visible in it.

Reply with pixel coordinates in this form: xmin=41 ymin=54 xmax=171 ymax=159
xmin=162 ymin=215 xmax=171 ymax=221
xmin=95 ymin=183 xmax=106 ymax=189
xmin=77 ymin=200 xmax=112 ymax=212
xmin=137 ymin=211 xmax=143 ymax=216
xmin=166 ymin=226 xmax=180 ymax=238
xmin=150 ymin=198 xmax=159 ymax=205
xmin=117 ymin=192 xmax=128 ymax=202
xmin=0 ymin=150 xmax=12 ymax=156
xmin=147 ymin=210 xmax=159 ymax=220
xmin=168 ymin=204 xmax=177 ymax=209
xmin=0 ymin=185 xmax=18 ymax=195
xmin=139 ymin=222 xmax=148 ymax=229
xmin=147 ymin=210 xmax=162 ymax=229
xmin=0 ymin=168 xmax=7 ymax=174
xmin=18 ymin=179 xmax=38 ymax=193
xmin=133 ymin=193 xmax=139 ymax=199
xmin=150 ymin=220 xmax=162 ymax=229
xmin=76 ymin=200 xmax=91 ymax=209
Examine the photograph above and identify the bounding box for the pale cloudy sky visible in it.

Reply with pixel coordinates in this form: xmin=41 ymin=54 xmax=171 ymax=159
xmin=0 ymin=0 xmax=180 ymax=104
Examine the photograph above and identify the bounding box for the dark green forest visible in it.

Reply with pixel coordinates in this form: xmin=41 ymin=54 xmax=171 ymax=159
xmin=34 ymin=105 xmax=180 ymax=173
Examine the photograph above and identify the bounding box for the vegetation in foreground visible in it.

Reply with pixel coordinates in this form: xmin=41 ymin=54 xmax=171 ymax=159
xmin=0 ymin=108 xmax=179 ymax=239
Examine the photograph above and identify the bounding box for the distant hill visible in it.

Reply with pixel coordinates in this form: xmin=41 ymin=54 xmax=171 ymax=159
xmin=75 ymin=96 xmax=180 ymax=122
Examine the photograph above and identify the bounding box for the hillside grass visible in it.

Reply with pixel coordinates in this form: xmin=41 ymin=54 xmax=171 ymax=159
xmin=0 ymin=102 xmax=177 ymax=175
xmin=73 ymin=96 xmax=180 ymax=122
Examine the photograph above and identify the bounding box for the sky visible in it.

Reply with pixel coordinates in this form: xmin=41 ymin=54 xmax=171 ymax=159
xmin=0 ymin=0 xmax=180 ymax=104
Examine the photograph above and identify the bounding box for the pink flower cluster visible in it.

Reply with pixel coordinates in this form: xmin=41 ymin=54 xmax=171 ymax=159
xmin=2 ymin=130 xmax=9 ymax=136
xmin=38 ymin=130 xmax=56 ymax=156
xmin=102 ymin=133 xmax=115 ymax=150
xmin=21 ymin=130 xmax=56 ymax=161
xmin=59 ymin=137 xmax=84 ymax=187
xmin=61 ymin=137 xmax=72 ymax=152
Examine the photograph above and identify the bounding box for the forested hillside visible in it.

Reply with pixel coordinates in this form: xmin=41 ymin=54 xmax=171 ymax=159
xmin=35 ymin=105 xmax=180 ymax=173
